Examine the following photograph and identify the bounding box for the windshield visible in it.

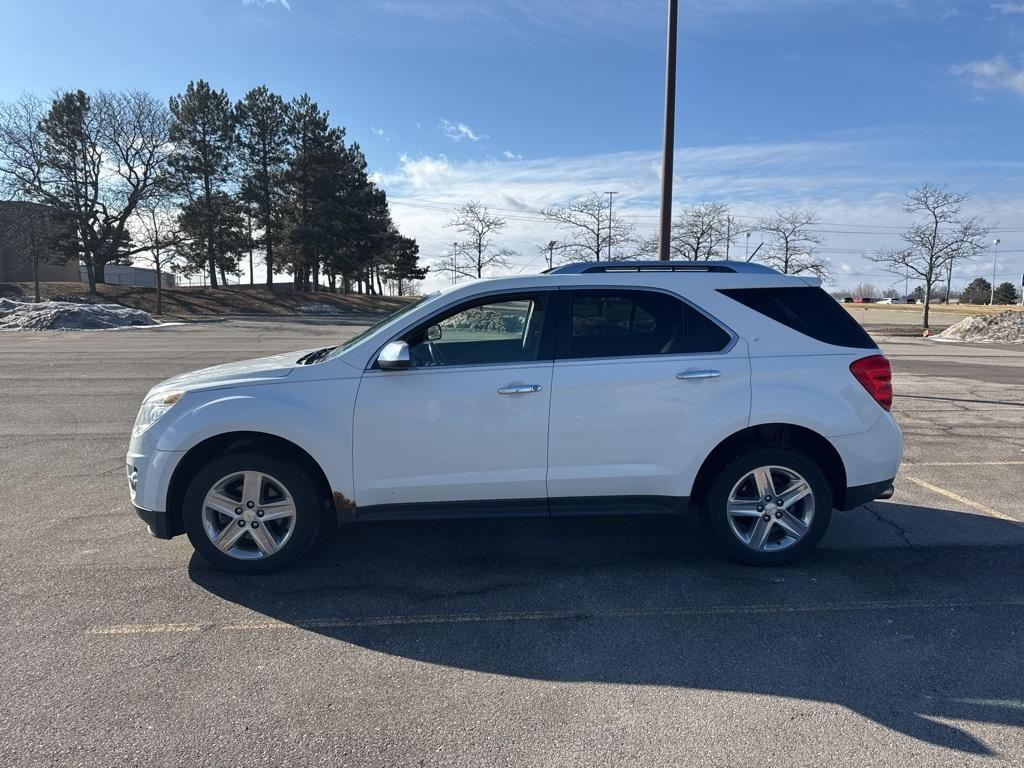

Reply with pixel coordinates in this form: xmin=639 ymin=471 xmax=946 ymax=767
xmin=324 ymin=292 xmax=439 ymax=360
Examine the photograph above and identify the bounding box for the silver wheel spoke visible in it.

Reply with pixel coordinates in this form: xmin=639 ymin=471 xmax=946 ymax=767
xmin=205 ymin=491 xmax=238 ymax=518
xmin=241 ymin=471 xmax=262 ymax=506
xmin=780 ymin=480 xmax=811 ymax=510
xmin=776 ymin=510 xmax=809 ymax=538
xmin=747 ymin=517 xmax=773 ymax=550
xmin=752 ymin=467 xmax=776 ymax=499
xmin=259 ymin=499 xmax=297 ymax=522
xmin=213 ymin=521 xmax=247 ymax=552
xmin=249 ymin=524 xmax=279 ymax=555
xmin=727 ymin=500 xmax=762 ymax=518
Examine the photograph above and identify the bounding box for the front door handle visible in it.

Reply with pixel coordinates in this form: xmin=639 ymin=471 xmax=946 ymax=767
xmin=676 ymin=370 xmax=721 ymax=380
xmin=498 ymin=384 xmax=543 ymax=395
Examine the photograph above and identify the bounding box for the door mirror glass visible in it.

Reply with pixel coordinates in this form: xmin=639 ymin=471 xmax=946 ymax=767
xmin=377 ymin=340 xmax=411 ymax=370
xmin=426 ymin=324 xmax=442 ymax=342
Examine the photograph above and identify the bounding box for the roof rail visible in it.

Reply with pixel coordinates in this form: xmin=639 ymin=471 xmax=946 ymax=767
xmin=545 ymin=260 xmax=779 ymax=275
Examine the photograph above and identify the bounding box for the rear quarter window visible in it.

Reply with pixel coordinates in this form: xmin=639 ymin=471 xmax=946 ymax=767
xmin=718 ymin=287 xmax=877 ymax=350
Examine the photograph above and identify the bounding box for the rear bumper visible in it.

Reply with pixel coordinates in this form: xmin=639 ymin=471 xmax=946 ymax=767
xmin=133 ymin=504 xmax=182 ymax=539
xmin=840 ymin=478 xmax=895 ymax=511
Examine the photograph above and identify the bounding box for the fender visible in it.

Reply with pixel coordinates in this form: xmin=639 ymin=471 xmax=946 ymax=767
xmin=153 ymin=379 xmax=358 ymax=501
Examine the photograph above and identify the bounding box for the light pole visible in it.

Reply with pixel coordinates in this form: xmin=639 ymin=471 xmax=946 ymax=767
xmin=657 ymin=0 xmax=679 ymax=261
xmin=547 ymin=240 xmax=556 ymax=271
xmin=745 ymin=231 xmax=751 ymax=260
xmin=604 ymin=191 xmax=617 ymax=261
xmin=990 ymin=238 xmax=1001 ymax=304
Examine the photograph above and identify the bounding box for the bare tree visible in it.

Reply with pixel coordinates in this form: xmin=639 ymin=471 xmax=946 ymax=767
xmin=132 ymin=200 xmax=184 ymax=315
xmin=541 ymin=193 xmax=637 ymax=263
xmin=757 ymin=208 xmax=828 ymax=279
xmin=0 ymin=90 xmax=173 ymax=293
xmin=868 ymin=184 xmax=988 ymax=328
xmin=446 ymin=201 xmax=514 ymax=279
xmin=0 ymin=201 xmax=73 ymax=302
xmin=671 ymin=202 xmax=749 ymax=260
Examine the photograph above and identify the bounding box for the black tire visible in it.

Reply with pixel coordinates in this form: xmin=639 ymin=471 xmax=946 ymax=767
xmin=702 ymin=446 xmax=832 ymax=566
xmin=183 ymin=451 xmax=322 ymax=574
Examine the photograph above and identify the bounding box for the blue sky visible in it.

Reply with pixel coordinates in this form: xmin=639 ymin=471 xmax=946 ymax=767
xmin=2 ymin=0 xmax=1023 ymax=292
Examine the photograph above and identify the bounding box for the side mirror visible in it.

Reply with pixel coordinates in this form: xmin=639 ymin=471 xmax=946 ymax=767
xmin=426 ymin=324 xmax=442 ymax=342
xmin=377 ymin=340 xmax=411 ymax=371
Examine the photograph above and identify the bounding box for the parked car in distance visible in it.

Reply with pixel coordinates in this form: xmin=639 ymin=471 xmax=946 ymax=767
xmin=852 ymin=296 xmax=876 ymax=304
xmin=876 ymin=297 xmax=905 ymax=304
xmin=127 ymin=261 xmax=902 ymax=573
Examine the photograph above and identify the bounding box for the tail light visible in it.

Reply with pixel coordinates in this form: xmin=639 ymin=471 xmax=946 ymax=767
xmin=850 ymin=355 xmax=892 ymax=411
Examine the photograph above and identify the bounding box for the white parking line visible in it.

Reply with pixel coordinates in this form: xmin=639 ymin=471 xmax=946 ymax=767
xmin=904 ymin=476 xmax=1019 ymax=522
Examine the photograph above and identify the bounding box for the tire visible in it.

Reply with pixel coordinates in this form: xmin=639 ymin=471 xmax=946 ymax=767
xmin=183 ymin=451 xmax=322 ymax=574
xmin=702 ymin=446 xmax=832 ymax=566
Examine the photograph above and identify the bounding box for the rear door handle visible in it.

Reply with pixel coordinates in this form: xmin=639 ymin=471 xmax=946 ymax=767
xmin=498 ymin=384 xmax=543 ymax=395
xmin=676 ymin=370 xmax=721 ymax=380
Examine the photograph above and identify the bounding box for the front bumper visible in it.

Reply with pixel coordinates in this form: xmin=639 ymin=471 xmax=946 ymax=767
xmin=133 ymin=503 xmax=182 ymax=539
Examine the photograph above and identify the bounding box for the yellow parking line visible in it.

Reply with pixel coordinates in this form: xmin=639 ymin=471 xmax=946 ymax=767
xmin=904 ymin=461 xmax=1024 ymax=467
xmin=904 ymin=476 xmax=1019 ymax=523
xmin=86 ymin=598 xmax=1024 ymax=636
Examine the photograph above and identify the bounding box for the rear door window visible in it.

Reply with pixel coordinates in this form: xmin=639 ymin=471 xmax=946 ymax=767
xmin=559 ymin=290 xmax=731 ymax=360
xmin=718 ymin=286 xmax=877 ymax=349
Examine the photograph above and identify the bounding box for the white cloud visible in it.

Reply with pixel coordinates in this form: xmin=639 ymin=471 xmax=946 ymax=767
xmin=439 ymin=119 xmax=483 ymax=142
xmin=370 ymin=141 xmax=1024 ymax=293
xmin=370 ymin=126 xmax=390 ymax=141
xmin=502 ymin=150 xmax=522 ymax=160
xmin=243 ymin=0 xmax=292 ymax=9
xmin=992 ymin=2 xmax=1024 ymax=13
xmin=951 ymin=56 xmax=1024 ymax=96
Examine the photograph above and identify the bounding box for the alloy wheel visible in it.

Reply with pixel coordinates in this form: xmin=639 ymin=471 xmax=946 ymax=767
xmin=201 ymin=471 xmax=297 ymax=560
xmin=726 ymin=465 xmax=815 ymax=552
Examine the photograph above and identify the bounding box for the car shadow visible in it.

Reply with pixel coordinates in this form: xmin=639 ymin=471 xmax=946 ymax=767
xmin=190 ymin=502 xmax=1024 ymax=756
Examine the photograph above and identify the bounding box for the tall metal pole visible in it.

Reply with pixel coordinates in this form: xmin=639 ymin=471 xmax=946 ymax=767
xmin=547 ymin=240 xmax=556 ymax=270
xmin=725 ymin=216 xmax=731 ymax=260
xmin=605 ymin=191 xmax=617 ymax=261
xmin=657 ymin=0 xmax=679 ymax=261
xmin=990 ymin=238 xmax=1001 ymax=304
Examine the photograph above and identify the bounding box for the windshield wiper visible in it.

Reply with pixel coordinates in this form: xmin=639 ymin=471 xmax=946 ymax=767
xmin=297 ymin=346 xmax=337 ymax=365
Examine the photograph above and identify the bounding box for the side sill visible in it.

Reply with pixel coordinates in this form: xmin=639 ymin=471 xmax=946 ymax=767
xmin=549 ymin=495 xmax=688 ymax=516
xmin=351 ymin=495 xmax=689 ymax=523
xmin=355 ymin=498 xmax=549 ymax=522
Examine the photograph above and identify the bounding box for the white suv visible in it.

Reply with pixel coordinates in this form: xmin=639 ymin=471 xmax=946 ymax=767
xmin=127 ymin=261 xmax=902 ymax=573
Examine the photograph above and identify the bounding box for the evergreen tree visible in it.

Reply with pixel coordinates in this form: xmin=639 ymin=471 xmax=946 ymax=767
xmin=961 ymin=277 xmax=991 ymax=305
xmin=993 ymin=281 xmax=1019 ymax=305
xmin=235 ymin=86 xmax=290 ymax=289
xmin=282 ymin=95 xmax=347 ymax=291
xmin=169 ymin=81 xmax=236 ymax=287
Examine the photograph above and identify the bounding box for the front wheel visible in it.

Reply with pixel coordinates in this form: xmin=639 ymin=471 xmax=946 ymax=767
xmin=183 ymin=452 xmax=321 ymax=574
xmin=703 ymin=447 xmax=832 ymax=566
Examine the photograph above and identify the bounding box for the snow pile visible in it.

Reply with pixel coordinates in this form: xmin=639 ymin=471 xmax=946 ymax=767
xmin=297 ymin=303 xmax=341 ymax=315
xmin=0 ymin=298 xmax=157 ymax=330
xmin=935 ymin=311 xmax=1024 ymax=344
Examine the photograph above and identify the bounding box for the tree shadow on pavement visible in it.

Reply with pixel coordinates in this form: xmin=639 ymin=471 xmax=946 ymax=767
xmin=190 ymin=502 xmax=1024 ymax=757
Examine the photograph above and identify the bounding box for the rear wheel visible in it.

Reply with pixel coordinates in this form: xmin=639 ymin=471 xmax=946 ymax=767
xmin=183 ymin=451 xmax=321 ymax=574
xmin=703 ymin=446 xmax=832 ymax=566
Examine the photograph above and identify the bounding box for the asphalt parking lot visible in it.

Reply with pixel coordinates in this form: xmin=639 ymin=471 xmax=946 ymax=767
xmin=2 ymin=318 xmax=1023 ymax=767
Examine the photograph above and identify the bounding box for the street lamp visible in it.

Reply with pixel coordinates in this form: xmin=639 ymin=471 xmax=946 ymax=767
xmin=657 ymin=0 xmax=679 ymax=261
xmin=990 ymin=238 xmax=1001 ymax=304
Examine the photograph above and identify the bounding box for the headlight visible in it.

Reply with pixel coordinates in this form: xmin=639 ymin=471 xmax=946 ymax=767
xmin=132 ymin=391 xmax=183 ymax=437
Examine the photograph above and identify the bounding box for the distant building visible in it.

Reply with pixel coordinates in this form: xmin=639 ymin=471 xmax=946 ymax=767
xmin=81 ymin=264 xmax=176 ymax=288
xmin=0 ymin=201 xmax=81 ymax=283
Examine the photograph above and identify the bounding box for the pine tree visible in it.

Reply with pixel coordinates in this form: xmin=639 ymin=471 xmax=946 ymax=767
xmin=993 ymin=281 xmax=1020 ymax=305
xmin=169 ymin=81 xmax=236 ymax=287
xmin=961 ymin=277 xmax=991 ymax=305
xmin=235 ymin=86 xmax=290 ymax=290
